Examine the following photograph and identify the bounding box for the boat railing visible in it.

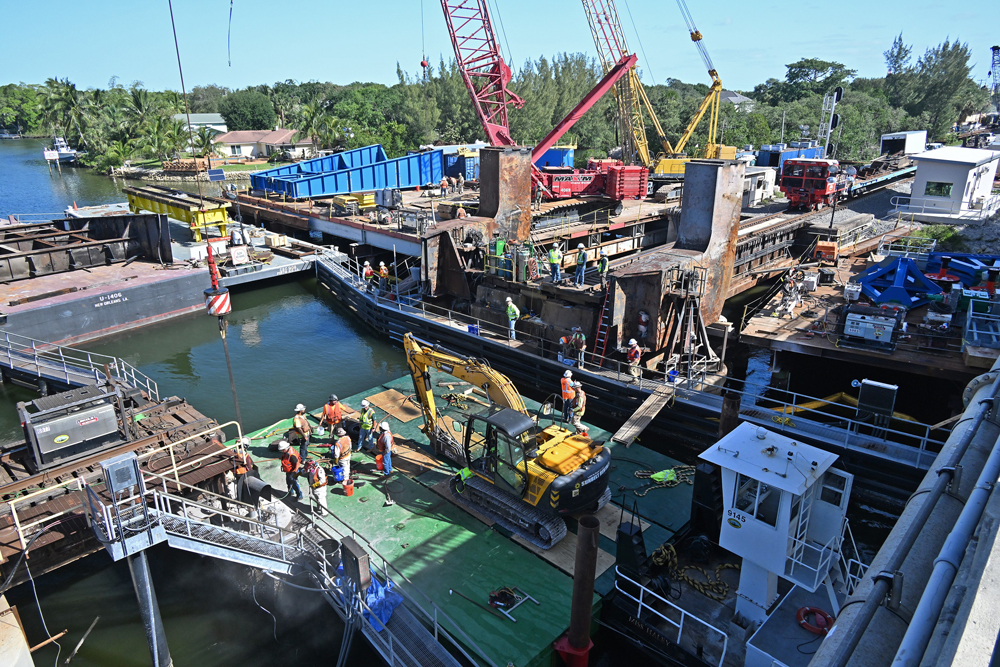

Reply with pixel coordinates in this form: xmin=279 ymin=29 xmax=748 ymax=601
xmin=5 ymin=421 xmax=244 ymax=557
xmin=839 ymin=518 xmax=868 ymax=596
xmin=614 ymin=566 xmax=728 ymax=667
xmin=0 ymin=331 xmax=159 ymax=400
xmin=785 ymin=530 xmax=840 ymax=592
xmin=964 ymin=298 xmax=1000 ymax=351
xmin=317 ymin=254 xmax=949 ymax=466
xmin=303 ymin=493 xmax=499 ymax=667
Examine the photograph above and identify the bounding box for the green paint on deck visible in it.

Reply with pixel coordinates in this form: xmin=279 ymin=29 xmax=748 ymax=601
xmin=232 ymin=373 xmax=695 ymax=667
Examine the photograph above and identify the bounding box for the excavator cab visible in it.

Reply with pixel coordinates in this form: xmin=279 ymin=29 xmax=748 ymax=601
xmin=463 ymin=407 xmax=535 ymax=499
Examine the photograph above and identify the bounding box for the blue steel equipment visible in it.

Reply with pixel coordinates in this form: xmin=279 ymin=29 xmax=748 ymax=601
xmin=250 ymin=144 xmax=444 ymax=199
xmin=853 ymin=256 xmax=942 ymax=308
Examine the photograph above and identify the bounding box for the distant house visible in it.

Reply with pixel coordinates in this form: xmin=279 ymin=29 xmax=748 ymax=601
xmin=213 ymin=129 xmax=313 ymax=159
xmin=171 ymin=113 xmax=227 ymax=134
xmin=720 ymin=90 xmax=754 ymax=111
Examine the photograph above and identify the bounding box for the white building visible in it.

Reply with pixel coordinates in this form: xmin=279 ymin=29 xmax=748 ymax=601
xmin=213 ymin=129 xmax=313 ymax=159
xmin=720 ymin=90 xmax=754 ymax=111
xmin=171 ymin=113 xmax=227 ymax=134
xmin=880 ymin=130 xmax=926 ymax=155
xmin=893 ymin=146 xmax=1000 ymax=223
xmin=742 ymin=166 xmax=777 ymax=208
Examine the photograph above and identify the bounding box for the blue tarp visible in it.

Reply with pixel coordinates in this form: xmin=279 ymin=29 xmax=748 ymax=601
xmin=337 ymin=563 xmax=404 ymax=630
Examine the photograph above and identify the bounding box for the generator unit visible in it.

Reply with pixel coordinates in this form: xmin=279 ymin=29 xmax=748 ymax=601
xmin=838 ymin=304 xmax=904 ymax=353
xmin=18 ymin=386 xmax=126 ymax=472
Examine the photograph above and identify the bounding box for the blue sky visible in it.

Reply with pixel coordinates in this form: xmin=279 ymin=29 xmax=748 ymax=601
xmin=4 ymin=0 xmax=996 ymax=93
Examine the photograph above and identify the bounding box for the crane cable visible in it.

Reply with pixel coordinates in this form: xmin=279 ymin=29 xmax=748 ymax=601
xmin=621 ymin=0 xmax=656 ymax=83
xmin=485 ymin=0 xmax=514 ymax=67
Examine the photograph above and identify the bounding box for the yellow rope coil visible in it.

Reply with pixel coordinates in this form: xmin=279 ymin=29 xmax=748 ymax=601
xmin=651 ymin=543 xmax=739 ymax=602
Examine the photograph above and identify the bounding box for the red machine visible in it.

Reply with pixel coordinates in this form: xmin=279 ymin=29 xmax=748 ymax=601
xmin=439 ymin=0 xmax=646 ymax=201
xmin=779 ymin=158 xmax=856 ymax=210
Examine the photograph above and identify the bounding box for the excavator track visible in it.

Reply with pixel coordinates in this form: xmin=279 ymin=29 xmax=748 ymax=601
xmin=449 ymin=474 xmax=568 ymax=550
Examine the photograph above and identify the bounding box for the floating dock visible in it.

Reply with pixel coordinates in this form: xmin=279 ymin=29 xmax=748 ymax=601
xmin=238 ymin=373 xmax=692 ymax=667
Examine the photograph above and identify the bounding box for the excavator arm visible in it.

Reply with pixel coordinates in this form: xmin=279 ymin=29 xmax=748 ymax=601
xmin=404 ymin=333 xmax=527 ymax=459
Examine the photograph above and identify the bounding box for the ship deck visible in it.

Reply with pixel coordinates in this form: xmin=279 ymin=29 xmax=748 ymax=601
xmin=238 ymin=373 xmax=693 ymax=667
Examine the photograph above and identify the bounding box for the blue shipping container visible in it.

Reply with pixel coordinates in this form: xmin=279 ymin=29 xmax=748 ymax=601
xmin=536 ymin=147 xmax=574 ymax=168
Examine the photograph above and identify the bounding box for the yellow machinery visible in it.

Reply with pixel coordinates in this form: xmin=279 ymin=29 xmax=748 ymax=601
xmin=404 ymin=333 xmax=612 ymax=549
xmin=123 ymin=185 xmax=229 ymax=243
xmin=581 ymin=0 xmax=736 ymax=186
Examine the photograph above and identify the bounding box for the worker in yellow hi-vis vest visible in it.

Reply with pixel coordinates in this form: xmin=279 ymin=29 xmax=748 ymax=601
xmin=505 ymin=296 xmax=520 ymax=341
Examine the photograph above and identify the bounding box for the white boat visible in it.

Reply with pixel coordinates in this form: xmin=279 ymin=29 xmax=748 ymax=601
xmin=43 ymin=137 xmax=78 ymax=163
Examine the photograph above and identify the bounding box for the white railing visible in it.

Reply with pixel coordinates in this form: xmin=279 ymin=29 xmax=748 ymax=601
xmin=785 ymin=530 xmax=840 ymax=592
xmin=614 ymin=567 xmax=728 ymax=667
xmin=891 ymin=194 xmax=1000 ymax=221
xmin=839 ymin=519 xmax=868 ymax=596
xmin=0 ymin=331 xmax=159 ymax=400
xmin=965 ymin=298 xmax=1000 ymax=351
xmin=876 ymin=235 xmax=937 ymax=261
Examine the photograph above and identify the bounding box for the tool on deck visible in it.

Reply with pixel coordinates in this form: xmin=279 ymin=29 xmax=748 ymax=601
xmin=489 ymin=586 xmax=539 ymax=622
xmin=449 ymin=588 xmax=506 ymax=620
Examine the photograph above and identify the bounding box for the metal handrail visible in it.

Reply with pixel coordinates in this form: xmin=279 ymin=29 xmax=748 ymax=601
xmin=318 ymin=253 xmax=949 ymax=462
xmin=614 ymin=566 xmax=728 ymax=667
xmin=785 ymin=530 xmax=841 ymax=591
xmin=891 ymin=193 xmax=1000 ymax=221
xmin=0 ymin=331 xmax=159 ymax=400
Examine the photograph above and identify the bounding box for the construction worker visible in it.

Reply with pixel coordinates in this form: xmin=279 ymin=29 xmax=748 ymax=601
xmin=505 ymin=296 xmax=520 ymax=341
xmin=448 ymin=175 xmax=456 ymax=193
xmin=570 ymin=381 xmax=587 ymax=433
xmin=305 ymin=458 xmax=328 ymax=516
xmin=330 ymin=427 xmax=352 ymax=483
xmin=560 ymin=370 xmax=576 ymax=424
xmin=377 ymin=422 xmax=395 ymax=476
xmin=457 ymin=172 xmax=465 ymax=194
xmin=570 ymin=326 xmax=586 ymax=369
xmin=357 ymin=399 xmax=376 ymax=452
xmin=362 ymin=261 xmax=374 ymax=292
xmin=277 ymin=441 xmax=303 ymax=501
xmin=597 ymin=249 xmax=609 ymax=291
xmin=456 ymin=206 xmax=467 ymax=219
xmin=292 ymin=403 xmax=312 ymax=462
xmin=574 ymin=243 xmax=588 ymax=287
xmin=548 ymin=244 xmax=562 ymax=283
xmin=440 ymin=176 xmax=449 ymax=197
xmin=627 ymin=338 xmax=642 ymax=382
xmin=378 ymin=261 xmax=389 ymax=291
xmin=318 ymin=394 xmax=342 ymax=432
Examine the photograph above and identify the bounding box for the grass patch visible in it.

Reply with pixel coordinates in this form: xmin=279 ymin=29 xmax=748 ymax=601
xmin=912 ymin=224 xmax=969 ymax=252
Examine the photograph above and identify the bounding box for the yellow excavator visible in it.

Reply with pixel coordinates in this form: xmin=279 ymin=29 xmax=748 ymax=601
xmin=403 ymin=333 xmax=612 ymax=549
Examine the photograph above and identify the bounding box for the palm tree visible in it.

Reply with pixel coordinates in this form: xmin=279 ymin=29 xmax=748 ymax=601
xmin=193 ymin=126 xmax=219 ymax=168
xmin=128 ymin=88 xmax=158 ymax=131
xmin=141 ymin=115 xmax=173 ymax=161
xmin=294 ymin=101 xmax=327 ymax=154
xmin=165 ymin=118 xmax=189 ymax=157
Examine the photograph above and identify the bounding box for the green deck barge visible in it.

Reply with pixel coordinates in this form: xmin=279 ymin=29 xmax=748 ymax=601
xmin=235 ymin=373 xmax=693 ymax=667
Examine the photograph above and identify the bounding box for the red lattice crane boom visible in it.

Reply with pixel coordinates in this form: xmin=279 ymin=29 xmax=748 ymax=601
xmin=439 ymin=1 xmax=523 ymax=146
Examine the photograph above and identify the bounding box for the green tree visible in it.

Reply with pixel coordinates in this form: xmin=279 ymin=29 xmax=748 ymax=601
xmin=193 ymin=126 xmax=219 ymax=167
xmin=188 ymin=84 xmax=230 ymax=113
xmin=219 ymin=89 xmax=277 ymax=131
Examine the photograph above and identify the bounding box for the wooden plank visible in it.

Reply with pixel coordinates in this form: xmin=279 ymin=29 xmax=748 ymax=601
xmin=365 ymin=389 xmax=422 ymax=424
xmin=511 ymin=529 xmax=615 ymax=579
xmin=611 ymin=384 xmax=675 ymax=446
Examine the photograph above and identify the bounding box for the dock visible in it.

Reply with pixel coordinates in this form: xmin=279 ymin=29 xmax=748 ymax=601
xmin=237 ymin=373 xmax=692 ymax=667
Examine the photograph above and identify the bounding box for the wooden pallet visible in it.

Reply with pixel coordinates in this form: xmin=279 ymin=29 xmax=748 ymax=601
xmin=611 ymin=384 xmax=676 ymax=446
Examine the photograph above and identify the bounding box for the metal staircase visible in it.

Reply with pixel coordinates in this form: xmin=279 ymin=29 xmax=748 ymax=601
xmin=592 ymin=281 xmax=613 ymax=367
xmin=84 ymin=480 xmax=472 ymax=667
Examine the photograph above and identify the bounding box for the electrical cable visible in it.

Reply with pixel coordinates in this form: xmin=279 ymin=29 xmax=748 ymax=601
xmin=261 ymin=570 xmax=339 ymax=593
xmin=26 ymin=557 xmax=61 ymax=667
xmin=0 ymin=519 xmax=67 ymax=596
xmin=251 ymin=580 xmax=279 ymax=643
xmin=621 ymin=0 xmax=655 ymax=83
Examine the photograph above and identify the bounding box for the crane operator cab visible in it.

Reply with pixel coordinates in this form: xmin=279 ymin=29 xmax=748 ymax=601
xmin=460 ymin=404 xmax=612 ymax=518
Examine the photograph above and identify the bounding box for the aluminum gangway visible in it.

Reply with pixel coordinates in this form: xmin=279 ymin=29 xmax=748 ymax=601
xmin=83 ymin=463 xmax=486 ymax=667
xmin=0 ymin=331 xmax=158 ymax=399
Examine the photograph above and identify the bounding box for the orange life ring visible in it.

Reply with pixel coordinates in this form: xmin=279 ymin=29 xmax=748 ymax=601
xmin=797 ymin=606 xmax=834 ymax=635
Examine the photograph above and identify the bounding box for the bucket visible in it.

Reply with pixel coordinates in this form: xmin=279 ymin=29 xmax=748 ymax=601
xmin=376 ymin=454 xmax=384 ymax=471
xmin=332 ymin=464 xmax=345 ymax=483
xmin=343 ymin=480 xmax=354 ymax=497
xmin=667 ymin=370 xmax=679 ymax=383
xmin=315 ymin=426 xmax=326 ymax=437
xmin=468 ymin=324 xmax=481 ymax=336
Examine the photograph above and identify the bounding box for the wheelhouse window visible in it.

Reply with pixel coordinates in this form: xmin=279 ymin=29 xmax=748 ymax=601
xmin=733 ymin=473 xmax=779 ymax=527
xmin=924 ymin=182 xmax=953 ymax=197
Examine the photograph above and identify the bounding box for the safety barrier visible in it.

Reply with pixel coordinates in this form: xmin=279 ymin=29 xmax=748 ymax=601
xmin=0 ymin=331 xmax=159 ymax=400
xmin=891 ymin=194 xmax=1000 ymax=221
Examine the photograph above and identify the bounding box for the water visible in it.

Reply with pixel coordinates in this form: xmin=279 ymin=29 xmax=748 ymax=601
xmin=0 ymin=138 xmax=223 ymax=218
xmin=0 ymin=139 xmax=398 ymax=665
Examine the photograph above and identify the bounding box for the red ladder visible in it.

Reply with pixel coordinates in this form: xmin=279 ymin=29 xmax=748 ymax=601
xmin=593 ymin=284 xmax=613 ymax=367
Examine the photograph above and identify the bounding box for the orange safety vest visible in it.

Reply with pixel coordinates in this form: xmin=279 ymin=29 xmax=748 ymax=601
xmin=322 ymin=402 xmax=342 ymax=425
xmin=561 ymin=377 xmax=575 ymax=401
xmin=280 ymin=450 xmax=300 ymax=474
xmin=309 ymin=463 xmax=327 ymax=488
xmin=628 ymin=346 xmax=641 ymax=364
xmin=377 ymin=431 xmax=395 ymax=453
xmin=234 ymin=452 xmax=254 ymax=476
xmin=379 ymin=266 xmax=389 ymax=279
xmin=363 ymin=267 xmax=374 ymax=279
xmin=334 ymin=435 xmax=352 ymax=459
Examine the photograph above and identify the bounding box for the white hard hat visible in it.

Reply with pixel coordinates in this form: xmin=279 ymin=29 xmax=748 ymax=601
xmin=599 ymin=249 xmax=607 ymax=256
xmin=295 ymin=403 xmax=306 ymax=412
xmin=364 ymin=261 xmax=370 ymax=266
xmin=572 ymin=381 xmax=582 ymax=388
xmin=379 ymin=261 xmax=385 ymax=267
xmin=506 ymin=296 xmax=512 ymax=302
xmin=335 ymin=427 xmax=347 ymax=436
xmin=277 ymin=440 xmax=289 ymax=451
xmin=361 ymin=399 xmax=370 ymax=408
xmin=380 ymin=421 xmax=390 ymax=431
xmin=564 ymin=370 xmax=573 ymax=378
xmin=577 ymin=243 xmax=584 ymax=249
xmin=629 ymin=339 xmax=637 ymax=346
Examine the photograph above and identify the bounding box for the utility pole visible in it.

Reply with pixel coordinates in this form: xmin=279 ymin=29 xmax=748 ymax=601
xmin=780 ymin=110 xmax=785 ymax=143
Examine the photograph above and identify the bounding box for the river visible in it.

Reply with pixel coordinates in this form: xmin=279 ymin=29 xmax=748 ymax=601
xmin=1 ymin=138 xmax=395 ymax=665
